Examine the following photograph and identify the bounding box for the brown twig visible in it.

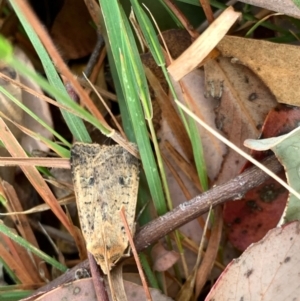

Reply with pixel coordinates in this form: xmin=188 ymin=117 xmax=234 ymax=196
xmin=88 ymin=252 xmax=109 ymax=301
xmin=83 ymin=32 xmax=104 ymax=79
xmin=163 ymin=0 xmax=199 ymax=38
xmin=26 ymin=155 xmax=282 ymax=299
xmin=134 ymin=155 xmax=281 ymax=250
xmin=120 ymin=207 xmax=152 ymax=301
xmin=199 ymin=0 xmax=215 ymax=24
xmin=195 ymin=205 xmax=223 ymax=297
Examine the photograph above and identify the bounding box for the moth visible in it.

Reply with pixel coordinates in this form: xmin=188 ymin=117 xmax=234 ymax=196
xmin=71 ymin=142 xmax=139 ymax=274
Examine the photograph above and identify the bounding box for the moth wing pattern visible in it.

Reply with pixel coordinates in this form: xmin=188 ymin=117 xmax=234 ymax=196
xmin=71 ymin=142 xmax=139 ymax=274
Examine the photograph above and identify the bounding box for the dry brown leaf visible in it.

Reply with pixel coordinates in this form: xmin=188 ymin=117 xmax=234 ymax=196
xmin=145 ymin=66 xmax=193 ymax=162
xmin=172 ymin=69 xmax=226 ymax=182
xmin=124 ymin=281 xmax=174 ymax=301
xmin=0 ymin=48 xmax=53 ymax=181
xmin=0 ymin=118 xmax=83 ymax=256
xmin=217 ymin=35 xmax=300 ymax=106
xmin=204 ymin=57 xmax=277 ymax=184
xmin=0 ymin=231 xmax=36 ymax=284
xmin=1 ymin=180 xmax=50 ymax=281
xmin=51 ymin=0 xmax=97 ymax=60
xmin=0 ymin=63 xmax=22 ymax=139
xmin=142 ymin=31 xmax=206 ymax=266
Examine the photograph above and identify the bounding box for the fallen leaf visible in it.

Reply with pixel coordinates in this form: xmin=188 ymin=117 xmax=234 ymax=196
xmin=171 ymin=69 xmax=225 ymax=182
xmin=224 ymin=175 xmax=288 ymax=251
xmin=51 ymin=0 xmax=97 ymax=60
xmin=15 ymin=48 xmax=53 ymax=153
xmin=204 ymin=56 xmax=277 ymax=184
xmin=239 ymin=0 xmax=300 ymax=18
xmin=245 ymin=125 xmax=300 ymax=223
xmin=124 ymin=279 xmax=174 ymax=301
xmin=205 ymin=221 xmax=300 ymax=301
xmin=151 ymin=242 xmax=180 ymax=272
xmin=167 ymin=7 xmax=241 ymax=81
xmin=217 ymin=35 xmax=300 ymax=106
xmin=223 ymin=105 xmax=300 ymax=250
xmin=0 ymin=59 xmax=23 ymax=140
xmin=35 ymin=277 xmax=174 ymax=301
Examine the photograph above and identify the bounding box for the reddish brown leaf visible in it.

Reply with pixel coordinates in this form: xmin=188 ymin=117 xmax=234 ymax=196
xmin=223 ymin=105 xmax=300 ymax=250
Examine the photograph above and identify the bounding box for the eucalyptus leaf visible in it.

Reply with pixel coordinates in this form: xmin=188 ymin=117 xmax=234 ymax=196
xmin=245 ymin=127 xmax=300 ymax=223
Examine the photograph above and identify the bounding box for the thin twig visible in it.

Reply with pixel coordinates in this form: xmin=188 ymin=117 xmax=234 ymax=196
xmin=134 ymin=155 xmax=281 ymax=250
xmin=120 ymin=207 xmax=152 ymax=301
xmin=83 ymin=32 xmax=104 ymax=78
xmin=199 ymin=0 xmax=215 ymax=24
xmin=88 ymin=252 xmax=109 ymax=301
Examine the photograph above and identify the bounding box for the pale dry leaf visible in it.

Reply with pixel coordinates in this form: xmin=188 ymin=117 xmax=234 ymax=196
xmin=124 ymin=280 xmax=174 ymax=301
xmin=167 ymin=6 xmax=241 ymax=81
xmin=34 ymin=278 xmax=97 ymax=301
xmin=110 ymin=263 xmax=128 ymax=301
xmin=35 ymin=278 xmax=174 ymax=301
xmin=205 ymin=221 xmax=300 ymax=301
xmin=0 ymin=62 xmax=23 ymax=139
xmin=217 ymin=35 xmax=300 ymax=106
xmin=239 ymin=0 xmax=300 ymax=18
xmin=14 ymin=48 xmax=53 ymax=153
xmin=142 ymin=29 xmax=194 ymax=163
xmin=151 ymin=242 xmax=180 ymax=272
xmin=0 ymin=61 xmax=23 ymax=183
xmin=159 ymin=69 xmax=223 ymax=272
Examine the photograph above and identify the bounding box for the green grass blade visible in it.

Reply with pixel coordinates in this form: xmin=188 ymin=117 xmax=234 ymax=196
xmin=0 ymin=86 xmax=70 ymax=148
xmin=139 ymin=252 xmax=160 ymax=289
xmin=0 ymin=38 xmax=113 ymax=144
xmin=0 ymin=257 xmax=20 ymax=284
xmin=130 ymin=1 xmax=208 ymax=191
xmin=0 ymin=289 xmax=32 ymax=301
xmin=99 ymin=0 xmax=167 ymax=215
xmin=0 ymin=222 xmax=67 ymax=272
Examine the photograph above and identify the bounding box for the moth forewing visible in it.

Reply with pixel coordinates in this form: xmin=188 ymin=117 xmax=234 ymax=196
xmin=70 ymin=142 xmax=139 ymax=274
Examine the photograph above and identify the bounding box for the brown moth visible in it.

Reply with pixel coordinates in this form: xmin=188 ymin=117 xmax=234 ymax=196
xmin=71 ymin=142 xmax=139 ymax=274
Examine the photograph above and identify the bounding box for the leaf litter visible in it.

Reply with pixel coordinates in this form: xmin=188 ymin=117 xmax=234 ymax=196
xmin=2 ymin=1 xmax=300 ymax=301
